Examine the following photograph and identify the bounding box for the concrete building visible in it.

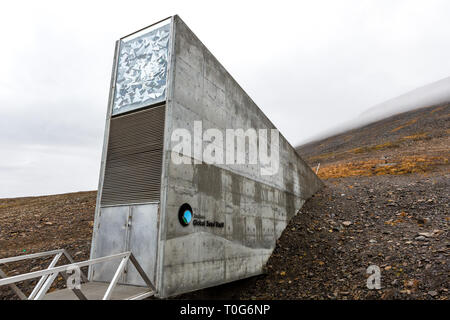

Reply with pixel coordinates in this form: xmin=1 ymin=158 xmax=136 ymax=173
xmin=89 ymin=15 xmax=323 ymax=298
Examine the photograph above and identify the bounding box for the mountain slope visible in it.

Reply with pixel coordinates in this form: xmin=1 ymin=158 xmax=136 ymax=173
xmin=297 ymin=103 xmax=449 ymax=179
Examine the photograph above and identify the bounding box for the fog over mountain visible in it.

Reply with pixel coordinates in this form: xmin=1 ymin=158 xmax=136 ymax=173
xmin=298 ymin=76 xmax=450 ymax=147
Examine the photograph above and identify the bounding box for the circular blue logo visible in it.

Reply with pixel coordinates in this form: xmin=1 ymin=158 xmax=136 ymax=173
xmin=182 ymin=210 xmax=192 ymax=225
xmin=178 ymin=203 xmax=193 ymax=226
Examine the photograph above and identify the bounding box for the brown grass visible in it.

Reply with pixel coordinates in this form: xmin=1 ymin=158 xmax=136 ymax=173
xmin=401 ymin=133 xmax=430 ymax=141
xmin=349 ymin=142 xmax=399 ymax=154
xmin=429 ymin=106 xmax=445 ymax=114
xmin=317 ymin=156 xmax=449 ymax=179
xmin=391 ymin=119 xmax=418 ymax=133
xmin=309 ymin=152 xmax=337 ymax=161
xmin=308 ymin=141 xmax=400 ymax=162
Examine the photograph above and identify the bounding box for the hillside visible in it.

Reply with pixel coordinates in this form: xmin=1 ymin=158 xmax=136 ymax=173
xmin=0 ymin=104 xmax=448 ymax=300
xmin=298 ymin=103 xmax=449 ymax=179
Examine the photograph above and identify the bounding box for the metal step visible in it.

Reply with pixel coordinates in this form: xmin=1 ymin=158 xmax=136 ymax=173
xmin=0 ymin=249 xmax=155 ymax=300
xmin=44 ymin=282 xmax=154 ymax=300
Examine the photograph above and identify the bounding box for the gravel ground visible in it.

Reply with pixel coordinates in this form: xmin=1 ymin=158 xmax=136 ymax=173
xmin=1 ymin=172 xmax=448 ymax=300
xmin=179 ymin=171 xmax=449 ymax=300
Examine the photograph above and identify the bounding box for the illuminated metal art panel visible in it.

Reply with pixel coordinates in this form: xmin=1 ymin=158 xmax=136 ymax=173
xmin=112 ymin=20 xmax=171 ymax=115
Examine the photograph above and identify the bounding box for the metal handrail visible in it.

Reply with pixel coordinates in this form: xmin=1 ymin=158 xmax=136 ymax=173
xmin=0 ymin=249 xmax=90 ymax=300
xmin=0 ymin=249 xmax=65 ymax=264
xmin=0 ymin=249 xmax=88 ymax=281
xmin=0 ymin=251 xmax=154 ymax=300
xmin=0 ymin=252 xmax=129 ymax=286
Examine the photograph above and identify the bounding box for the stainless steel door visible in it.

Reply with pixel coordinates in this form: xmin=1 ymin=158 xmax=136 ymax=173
xmin=126 ymin=204 xmax=159 ymax=286
xmin=91 ymin=205 xmax=129 ymax=283
xmin=91 ymin=203 xmax=159 ymax=286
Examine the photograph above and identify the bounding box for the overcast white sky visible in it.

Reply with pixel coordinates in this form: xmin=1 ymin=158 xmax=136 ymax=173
xmin=1 ymin=0 xmax=450 ymax=198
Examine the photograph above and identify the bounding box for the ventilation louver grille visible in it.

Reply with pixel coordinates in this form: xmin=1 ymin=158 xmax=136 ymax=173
xmin=101 ymin=105 xmax=165 ymax=206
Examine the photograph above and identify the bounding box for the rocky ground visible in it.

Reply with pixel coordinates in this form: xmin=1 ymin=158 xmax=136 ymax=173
xmin=178 ymin=170 xmax=449 ymax=300
xmin=1 ymin=169 xmax=447 ymax=300
xmin=0 ymin=192 xmax=95 ymax=300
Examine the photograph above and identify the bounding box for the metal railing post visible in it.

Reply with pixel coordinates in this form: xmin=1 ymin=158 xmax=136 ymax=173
xmin=129 ymin=253 xmax=155 ymax=291
xmin=0 ymin=268 xmax=27 ymax=300
xmin=28 ymin=252 xmax=63 ymax=299
xmin=59 ymin=272 xmax=88 ymax=300
xmin=34 ymin=271 xmax=59 ymax=300
xmin=62 ymin=249 xmax=88 ymax=283
xmin=102 ymin=255 xmax=130 ymax=300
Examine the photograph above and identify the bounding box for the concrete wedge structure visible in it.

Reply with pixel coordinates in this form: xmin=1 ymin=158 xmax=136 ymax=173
xmin=88 ymin=15 xmax=323 ymax=298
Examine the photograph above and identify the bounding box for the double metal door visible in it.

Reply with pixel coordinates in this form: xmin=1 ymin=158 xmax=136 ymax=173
xmin=92 ymin=203 xmax=159 ymax=286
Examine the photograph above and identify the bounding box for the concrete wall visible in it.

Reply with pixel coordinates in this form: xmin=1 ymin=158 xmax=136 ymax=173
xmin=156 ymin=16 xmax=323 ymax=297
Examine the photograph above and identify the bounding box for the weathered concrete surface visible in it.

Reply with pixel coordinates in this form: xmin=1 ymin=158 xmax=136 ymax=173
xmin=156 ymin=16 xmax=323 ymax=297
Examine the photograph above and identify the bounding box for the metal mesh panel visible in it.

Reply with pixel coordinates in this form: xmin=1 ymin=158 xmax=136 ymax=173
xmin=101 ymin=105 xmax=165 ymax=206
